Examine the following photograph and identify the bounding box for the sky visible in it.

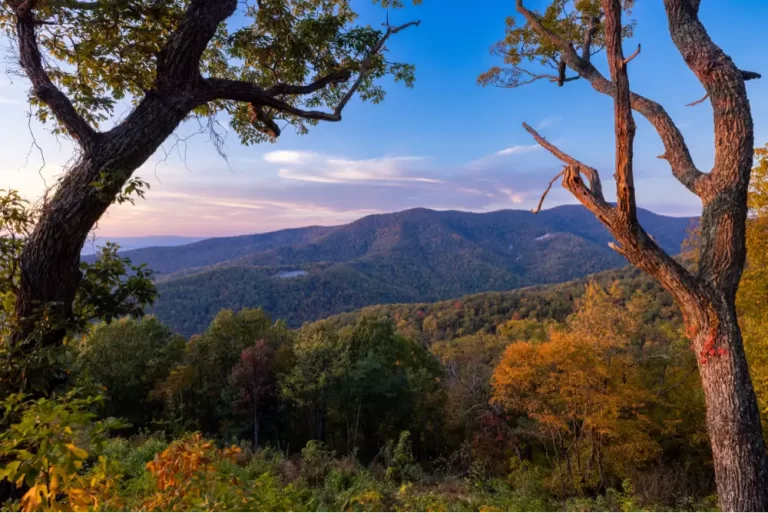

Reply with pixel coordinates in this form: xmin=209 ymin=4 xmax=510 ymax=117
xmin=1 ymin=0 xmax=767 ymax=238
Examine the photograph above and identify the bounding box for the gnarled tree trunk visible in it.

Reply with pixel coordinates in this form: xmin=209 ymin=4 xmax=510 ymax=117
xmin=514 ymin=0 xmax=767 ymax=509
xmin=8 ymin=0 xmax=417 ymax=346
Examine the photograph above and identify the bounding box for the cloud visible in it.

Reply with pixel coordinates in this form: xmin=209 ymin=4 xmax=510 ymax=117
xmin=494 ymin=144 xmax=541 ymax=156
xmin=466 ymin=142 xmax=542 ymax=171
xmin=499 ymin=188 xmax=526 ymax=204
xmin=535 ymin=116 xmax=560 ymax=130
xmin=263 ymin=150 xmax=319 ymax=165
xmin=269 ymin=152 xmax=441 ymax=185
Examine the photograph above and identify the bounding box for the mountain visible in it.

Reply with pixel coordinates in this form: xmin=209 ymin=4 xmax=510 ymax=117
xmin=104 ymin=206 xmax=694 ymax=336
xmin=318 ymin=263 xmax=678 ymax=346
xmin=81 ymin=236 xmax=204 ymax=255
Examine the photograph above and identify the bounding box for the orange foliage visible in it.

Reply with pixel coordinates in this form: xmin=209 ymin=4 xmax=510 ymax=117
xmin=142 ymin=433 xmax=242 ymax=511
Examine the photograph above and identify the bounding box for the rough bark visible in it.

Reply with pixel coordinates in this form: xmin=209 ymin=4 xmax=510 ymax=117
xmin=518 ymin=0 xmax=767 ymax=509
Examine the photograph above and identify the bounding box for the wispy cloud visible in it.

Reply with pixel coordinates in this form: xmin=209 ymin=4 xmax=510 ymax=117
xmin=263 ymin=150 xmax=318 ymax=165
xmin=535 ymin=116 xmax=560 ymax=130
xmin=494 ymin=144 xmax=541 ymax=156
xmin=266 ymin=151 xmax=441 ymax=185
xmin=499 ymin=188 xmax=526 ymax=204
xmin=466 ymin=142 xmax=542 ymax=171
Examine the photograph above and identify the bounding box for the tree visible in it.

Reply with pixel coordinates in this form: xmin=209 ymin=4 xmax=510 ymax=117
xmin=481 ymin=1 xmax=765 ymax=508
xmin=0 ymin=189 xmax=156 ymax=394
xmin=176 ymin=307 xmax=289 ymax=435
xmin=229 ymin=340 xmax=276 ymax=448
xmin=0 ymin=0 xmax=419 ymax=350
xmin=75 ymin=316 xmax=185 ymax=428
xmin=738 ymin=145 xmax=768 ymax=425
xmin=492 ymin=282 xmax=702 ymax=496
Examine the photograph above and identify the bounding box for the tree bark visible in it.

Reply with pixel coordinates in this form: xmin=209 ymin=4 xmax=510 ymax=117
xmin=14 ymin=91 xmax=196 ymax=344
xmin=694 ymin=301 xmax=768 ymax=510
xmin=515 ymin=0 xmax=768 ymax=508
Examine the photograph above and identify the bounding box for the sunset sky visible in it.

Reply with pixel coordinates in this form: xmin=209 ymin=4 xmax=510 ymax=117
xmin=1 ymin=0 xmax=766 ymax=238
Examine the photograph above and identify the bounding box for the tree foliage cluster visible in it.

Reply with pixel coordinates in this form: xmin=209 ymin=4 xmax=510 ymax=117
xmin=0 ymin=0 xmax=766 ymax=507
xmin=2 ymin=275 xmax=722 ymax=511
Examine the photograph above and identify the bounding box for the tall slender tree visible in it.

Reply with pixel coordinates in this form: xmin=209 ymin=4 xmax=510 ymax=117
xmin=481 ymin=1 xmax=764 ymax=509
xmin=0 ymin=0 xmax=418 ymax=347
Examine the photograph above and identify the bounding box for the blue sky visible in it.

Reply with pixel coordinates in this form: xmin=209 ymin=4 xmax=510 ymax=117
xmin=1 ymin=0 xmax=766 ymax=237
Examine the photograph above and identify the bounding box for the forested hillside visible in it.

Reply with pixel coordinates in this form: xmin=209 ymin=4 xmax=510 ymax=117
xmin=2 ymin=0 xmax=766 ymax=509
xmin=139 ymin=206 xmax=693 ymax=335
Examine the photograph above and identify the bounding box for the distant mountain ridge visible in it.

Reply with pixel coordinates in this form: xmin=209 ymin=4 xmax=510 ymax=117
xmin=93 ymin=206 xmax=695 ymax=336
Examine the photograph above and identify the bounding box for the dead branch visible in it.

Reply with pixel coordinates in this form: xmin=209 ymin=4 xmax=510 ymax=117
xmin=531 ymin=169 xmax=565 ymax=214
xmin=685 ymin=92 xmax=709 ymax=107
xmin=623 ymin=44 xmax=641 ymax=65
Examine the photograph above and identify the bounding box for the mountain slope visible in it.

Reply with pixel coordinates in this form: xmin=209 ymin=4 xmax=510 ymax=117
xmin=119 ymin=205 xmax=694 ymax=336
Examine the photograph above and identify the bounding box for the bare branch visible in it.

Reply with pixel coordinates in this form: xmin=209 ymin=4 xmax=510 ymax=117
xmin=663 ymin=0 xmax=759 ymax=194
xmin=13 ymin=2 xmax=97 ymax=148
xmin=623 ymin=44 xmax=641 ymax=65
xmin=608 ymin=241 xmax=627 ymax=258
xmin=531 ymin=169 xmax=565 ymax=214
xmin=685 ymin=92 xmax=709 ymax=107
xmin=522 ymin=122 xmax=604 ymax=201
xmin=604 ymin=0 xmax=637 ymax=222
xmin=516 ymin=0 xmax=707 ymax=197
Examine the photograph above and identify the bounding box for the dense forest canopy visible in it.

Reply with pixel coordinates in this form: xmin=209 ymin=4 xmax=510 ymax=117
xmin=0 ymin=0 xmax=766 ymax=510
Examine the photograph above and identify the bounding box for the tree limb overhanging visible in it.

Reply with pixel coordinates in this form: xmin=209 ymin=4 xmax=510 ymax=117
xmin=8 ymin=0 xmax=420 ymax=148
xmin=13 ymin=0 xmax=97 ymax=149
xmin=5 ymin=0 xmax=420 ymax=356
xmin=202 ymin=21 xmax=420 ymax=124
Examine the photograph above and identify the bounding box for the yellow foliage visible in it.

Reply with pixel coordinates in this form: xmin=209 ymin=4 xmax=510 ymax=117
xmin=491 ymin=283 xmax=662 ymax=493
xmin=739 ymin=144 xmax=768 ymax=426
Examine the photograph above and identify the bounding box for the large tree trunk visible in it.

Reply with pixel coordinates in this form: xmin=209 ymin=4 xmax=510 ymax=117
xmin=13 ymin=92 xmax=195 ymax=346
xmin=695 ymin=302 xmax=768 ymax=510
xmin=514 ymin=0 xmax=768 ymax=507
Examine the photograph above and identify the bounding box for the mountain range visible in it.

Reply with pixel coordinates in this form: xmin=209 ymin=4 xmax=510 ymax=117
xmin=91 ymin=205 xmax=696 ymax=336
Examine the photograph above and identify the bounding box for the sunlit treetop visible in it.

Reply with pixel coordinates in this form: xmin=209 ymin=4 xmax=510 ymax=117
xmin=0 ymin=0 xmax=420 ymax=145
xmin=478 ymin=0 xmax=634 ymax=89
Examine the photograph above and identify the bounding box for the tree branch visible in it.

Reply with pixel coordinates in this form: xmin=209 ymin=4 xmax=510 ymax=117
xmin=516 ymin=0 xmax=707 ymax=198
xmin=334 ymin=20 xmax=420 ymax=115
xmin=582 ymin=14 xmax=601 ymax=62
xmin=522 ymin=122 xmax=604 ymax=202
xmin=202 ymin=20 xmax=420 ymax=125
xmin=521 ymin=128 xmax=702 ymax=321
xmin=623 ymin=44 xmax=641 ymax=65
xmin=266 ymin=69 xmax=352 ymax=96
xmin=685 ymin=92 xmax=709 ymax=107
xmin=663 ymin=0 xmax=758 ymax=192
xmin=604 ymin=0 xmax=637 ymax=223
xmin=741 ymin=70 xmax=761 ymax=81
xmin=531 ymin=169 xmax=565 ymax=214
xmin=155 ymin=0 xmax=237 ymax=88
xmin=13 ymin=1 xmax=97 ymax=148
